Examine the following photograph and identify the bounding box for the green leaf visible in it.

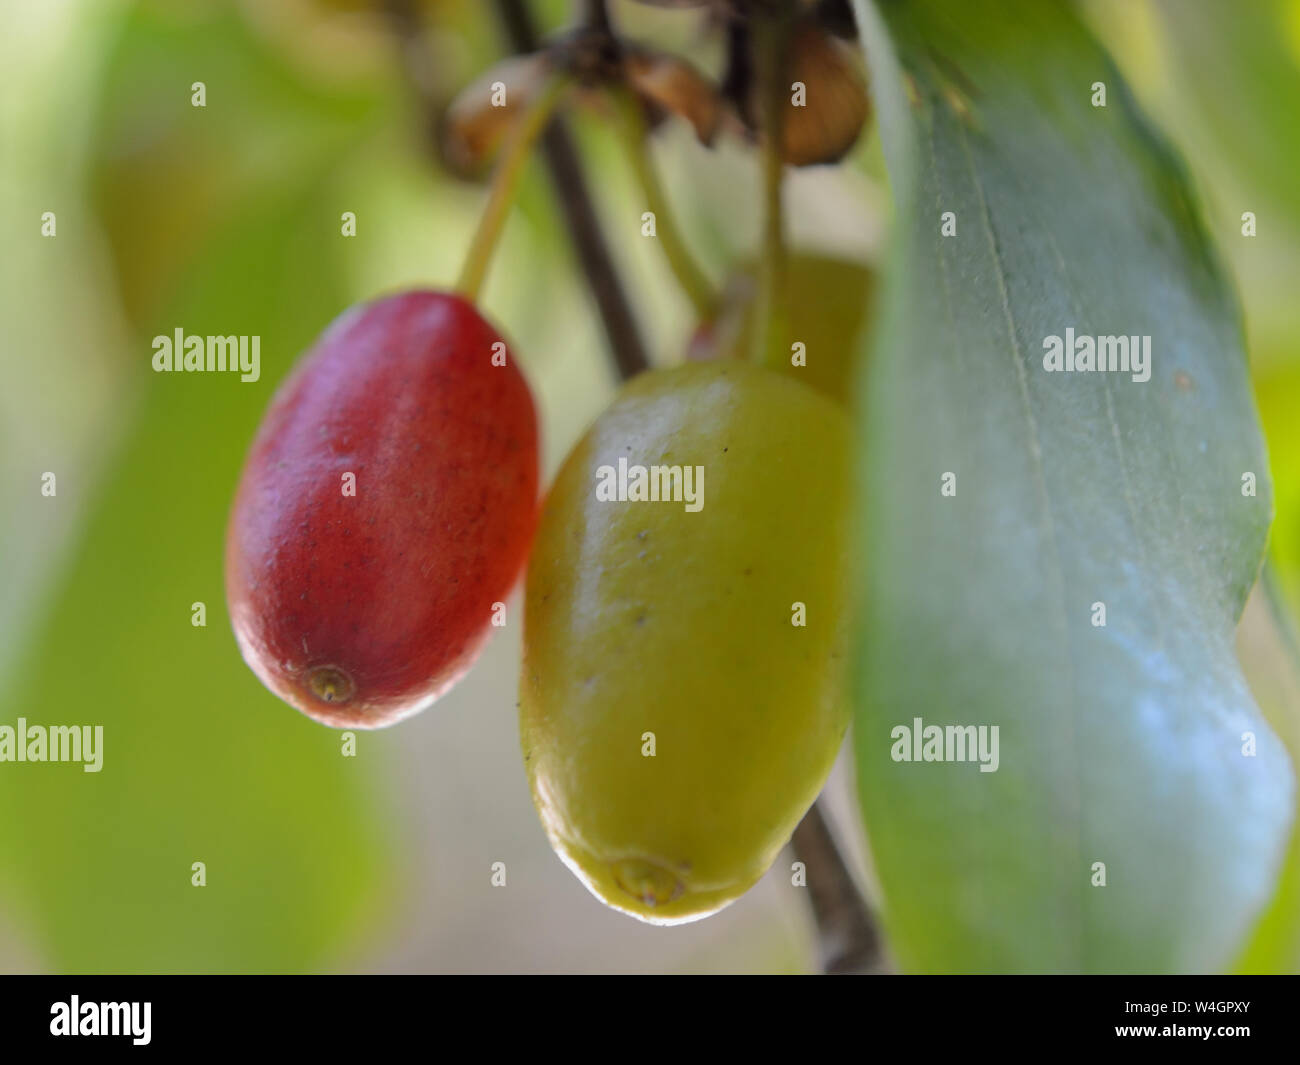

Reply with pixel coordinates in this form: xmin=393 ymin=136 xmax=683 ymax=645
xmin=1152 ymin=0 xmax=1300 ymax=235
xmin=1130 ymin=0 xmax=1300 ymax=367
xmin=1234 ymin=565 xmax=1300 ymax=973
xmin=0 ymin=2 xmax=393 ymax=972
xmin=851 ymin=0 xmax=1293 ymax=972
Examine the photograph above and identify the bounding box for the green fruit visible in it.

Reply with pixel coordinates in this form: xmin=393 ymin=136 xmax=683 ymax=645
xmin=520 ymin=360 xmax=853 ymax=923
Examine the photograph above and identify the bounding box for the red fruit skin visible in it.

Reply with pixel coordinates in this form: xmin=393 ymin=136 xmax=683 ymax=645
xmin=225 ymin=290 xmax=539 ymax=729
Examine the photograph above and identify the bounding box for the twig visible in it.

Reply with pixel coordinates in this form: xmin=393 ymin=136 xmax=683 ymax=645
xmin=584 ymin=0 xmax=612 ymax=34
xmin=751 ymin=8 xmax=791 ymax=370
xmin=493 ymin=0 xmax=651 ymax=381
xmin=791 ymin=801 xmax=887 ymax=973
xmin=384 ymin=0 xmax=442 ymax=160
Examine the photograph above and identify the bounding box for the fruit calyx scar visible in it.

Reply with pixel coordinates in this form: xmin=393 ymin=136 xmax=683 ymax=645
xmin=307 ymin=665 xmax=355 ymax=705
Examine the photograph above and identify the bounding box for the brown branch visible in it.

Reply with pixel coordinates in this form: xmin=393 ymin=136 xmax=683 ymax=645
xmin=384 ymin=0 xmax=443 ymax=163
xmin=492 ymin=0 xmax=650 ymax=381
xmin=790 ymin=801 xmax=888 ymax=973
xmin=583 ymin=0 xmax=612 ymax=34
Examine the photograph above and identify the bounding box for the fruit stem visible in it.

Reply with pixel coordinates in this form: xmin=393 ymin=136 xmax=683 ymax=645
xmin=751 ymin=11 xmax=791 ymax=373
xmin=457 ymin=72 xmax=574 ymax=302
xmin=611 ymin=88 xmax=716 ymax=320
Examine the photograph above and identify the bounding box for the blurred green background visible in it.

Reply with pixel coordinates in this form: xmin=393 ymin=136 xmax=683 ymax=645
xmin=0 ymin=0 xmax=1297 ymax=972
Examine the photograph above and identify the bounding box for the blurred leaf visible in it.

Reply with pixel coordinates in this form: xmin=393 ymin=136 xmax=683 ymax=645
xmin=1237 ymin=360 xmax=1300 ymax=972
xmin=1152 ymin=0 xmax=1300 ymax=230
xmin=1255 ymin=360 xmax=1300 ymax=577
xmin=1235 ymin=566 xmax=1300 ymax=972
xmin=1146 ymin=0 xmax=1300 ymax=369
xmin=0 ymin=0 xmax=395 ymax=972
xmin=88 ymin=0 xmax=381 ymax=331
xmin=851 ymin=0 xmax=1293 ymax=972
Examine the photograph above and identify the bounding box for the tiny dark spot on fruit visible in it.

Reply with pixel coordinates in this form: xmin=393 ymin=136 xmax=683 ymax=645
xmin=636 ymin=530 xmax=648 ymax=541
xmin=635 ymin=614 xmax=646 ymax=626
xmin=722 ymin=447 xmax=728 ymax=453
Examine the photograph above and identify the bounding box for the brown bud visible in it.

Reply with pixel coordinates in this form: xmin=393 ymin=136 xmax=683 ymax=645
xmin=440 ymin=52 xmax=554 ymax=179
xmin=623 ymin=46 xmax=730 ymax=145
xmin=779 ymin=21 xmax=869 ymax=164
xmin=744 ymin=19 xmax=870 ymax=166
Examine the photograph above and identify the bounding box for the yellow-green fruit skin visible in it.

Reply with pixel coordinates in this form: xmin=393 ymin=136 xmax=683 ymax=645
xmin=521 ymin=361 xmax=853 ymax=923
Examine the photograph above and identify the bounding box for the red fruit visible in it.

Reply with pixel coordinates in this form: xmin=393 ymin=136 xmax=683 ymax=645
xmin=225 ymin=290 xmax=539 ymax=729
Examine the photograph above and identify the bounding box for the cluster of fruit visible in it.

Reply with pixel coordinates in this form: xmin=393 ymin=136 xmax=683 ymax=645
xmin=225 ymin=0 xmax=871 ymax=923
